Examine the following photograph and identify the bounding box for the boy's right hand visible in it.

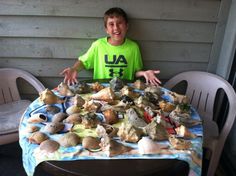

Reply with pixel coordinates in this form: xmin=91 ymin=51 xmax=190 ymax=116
xmin=60 ymin=67 xmax=78 ymax=85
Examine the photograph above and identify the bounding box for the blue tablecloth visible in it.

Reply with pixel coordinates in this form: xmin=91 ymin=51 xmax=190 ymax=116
xmin=19 ymin=86 xmax=203 ymax=176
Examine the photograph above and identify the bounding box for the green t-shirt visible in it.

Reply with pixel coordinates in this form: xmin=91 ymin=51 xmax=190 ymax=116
xmin=79 ymin=37 xmax=143 ymax=80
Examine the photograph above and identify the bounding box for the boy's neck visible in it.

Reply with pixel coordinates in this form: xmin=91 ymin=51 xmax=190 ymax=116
xmin=107 ymin=37 xmax=125 ymax=46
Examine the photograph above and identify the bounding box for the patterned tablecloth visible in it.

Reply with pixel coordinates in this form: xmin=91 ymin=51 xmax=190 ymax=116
xmin=19 ymin=84 xmax=203 ymax=176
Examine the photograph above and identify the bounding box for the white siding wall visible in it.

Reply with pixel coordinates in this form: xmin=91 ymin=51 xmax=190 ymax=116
xmin=0 ymin=0 xmax=229 ymax=98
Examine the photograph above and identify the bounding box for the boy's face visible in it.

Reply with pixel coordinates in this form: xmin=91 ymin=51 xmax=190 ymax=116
xmin=105 ymin=16 xmax=128 ymax=45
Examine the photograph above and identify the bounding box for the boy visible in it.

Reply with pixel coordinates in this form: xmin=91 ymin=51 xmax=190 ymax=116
xmin=61 ymin=7 xmax=161 ymax=86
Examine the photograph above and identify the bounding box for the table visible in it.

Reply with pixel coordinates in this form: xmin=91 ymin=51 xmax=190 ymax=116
xmin=19 ymin=82 xmax=203 ymax=176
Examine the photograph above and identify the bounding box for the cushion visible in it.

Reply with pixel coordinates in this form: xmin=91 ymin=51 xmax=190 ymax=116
xmin=0 ymin=100 xmax=31 ymax=135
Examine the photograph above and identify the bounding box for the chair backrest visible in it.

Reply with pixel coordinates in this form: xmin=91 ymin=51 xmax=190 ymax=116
xmin=0 ymin=68 xmax=45 ymax=104
xmin=164 ymin=71 xmax=236 ymax=176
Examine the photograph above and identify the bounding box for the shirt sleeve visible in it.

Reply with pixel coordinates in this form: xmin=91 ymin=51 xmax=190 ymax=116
xmin=79 ymin=42 xmax=97 ymax=70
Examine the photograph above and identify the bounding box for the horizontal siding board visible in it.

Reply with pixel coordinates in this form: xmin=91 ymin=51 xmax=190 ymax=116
xmin=0 ymin=58 xmax=207 ymax=79
xmin=0 ymin=38 xmax=211 ymax=62
xmin=0 ymin=16 xmax=216 ymax=42
xmin=0 ymin=0 xmax=220 ymax=22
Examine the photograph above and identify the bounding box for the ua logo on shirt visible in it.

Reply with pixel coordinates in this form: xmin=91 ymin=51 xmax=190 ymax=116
xmin=104 ymin=54 xmax=128 ymax=78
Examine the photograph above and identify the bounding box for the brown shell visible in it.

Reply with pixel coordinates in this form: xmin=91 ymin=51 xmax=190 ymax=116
xmin=83 ymin=100 xmax=101 ymax=112
xmin=44 ymin=122 xmax=65 ymax=134
xmin=90 ymin=82 xmax=105 ymax=92
xmin=66 ymin=105 xmax=81 ymax=115
xmin=159 ymin=100 xmax=176 ymax=112
xmin=102 ymin=109 xmax=118 ymax=124
xmin=57 ymin=82 xmax=74 ymax=96
xmin=168 ymin=134 xmax=192 ymax=150
xmin=72 ymin=94 xmax=86 ymax=107
xmin=82 ymin=136 xmax=101 ymax=151
xmin=63 ymin=113 xmax=82 ymax=124
xmin=52 ymin=112 xmax=68 ymax=123
xmin=91 ymin=87 xmax=115 ymax=103
xmin=81 ymin=112 xmax=100 ymax=129
xmin=28 ymin=131 xmax=48 ymax=144
xmin=96 ymin=124 xmax=118 ymax=138
xmin=27 ymin=113 xmax=47 ymax=123
xmin=59 ymin=132 xmax=80 ymax=147
xmin=25 ymin=125 xmax=40 ymax=133
xmin=39 ymin=88 xmax=64 ymax=105
xmin=40 ymin=139 xmax=60 ymax=153
xmin=133 ymin=80 xmax=146 ymax=90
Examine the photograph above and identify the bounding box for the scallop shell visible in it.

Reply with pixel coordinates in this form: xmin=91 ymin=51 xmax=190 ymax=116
xmin=28 ymin=131 xmax=48 ymax=144
xmin=138 ymin=137 xmax=169 ymax=154
xmin=39 ymin=139 xmax=60 ymax=153
xmin=57 ymin=82 xmax=74 ymax=96
xmin=59 ymin=132 xmax=80 ymax=147
xmin=39 ymin=88 xmax=64 ymax=105
xmin=91 ymin=87 xmax=115 ymax=103
xmin=44 ymin=122 xmax=65 ymax=134
xmin=27 ymin=113 xmax=47 ymax=123
xmin=82 ymin=136 xmax=101 ymax=151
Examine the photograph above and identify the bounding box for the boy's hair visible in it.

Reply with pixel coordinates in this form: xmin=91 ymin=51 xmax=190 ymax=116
xmin=104 ymin=7 xmax=128 ymax=27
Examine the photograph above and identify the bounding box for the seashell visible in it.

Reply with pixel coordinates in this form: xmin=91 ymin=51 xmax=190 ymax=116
xmin=28 ymin=131 xmax=48 ymax=144
xmin=100 ymin=135 xmax=133 ymax=157
xmin=143 ymin=120 xmax=169 ymax=141
xmin=44 ymin=122 xmax=65 ymax=134
xmin=82 ymin=136 xmax=101 ymax=151
xmin=90 ymin=82 xmax=105 ymax=92
xmin=109 ymin=77 xmax=124 ymax=91
xmin=27 ymin=113 xmax=47 ymax=123
xmin=91 ymin=87 xmax=115 ymax=103
xmin=175 ymin=125 xmax=197 ymax=139
xmin=133 ymin=79 xmax=146 ymax=90
xmin=120 ymin=86 xmax=139 ymax=99
xmin=144 ymin=85 xmax=163 ymax=96
xmin=169 ymin=92 xmax=189 ymax=104
xmin=66 ymin=105 xmax=81 ymax=115
xmin=59 ymin=132 xmax=80 ymax=147
xmin=63 ymin=113 xmax=82 ymax=124
xmin=83 ymin=100 xmax=101 ymax=112
xmin=57 ymin=82 xmax=74 ymax=96
xmin=102 ymin=109 xmax=118 ymax=124
xmin=45 ymin=105 xmax=60 ymax=115
xmin=138 ymin=137 xmax=169 ymax=154
xmin=25 ymin=125 xmax=40 ymax=133
xmin=134 ymin=96 xmax=156 ymax=110
xmin=52 ymin=112 xmax=68 ymax=123
xmin=96 ymin=124 xmax=118 ymax=138
xmin=159 ymin=100 xmax=176 ymax=113
xmin=126 ymin=108 xmax=147 ymax=128
xmin=39 ymin=88 xmax=64 ymax=105
xmin=168 ymin=134 xmax=192 ymax=150
xmin=39 ymin=139 xmax=60 ymax=153
xmin=72 ymin=94 xmax=85 ymax=107
xmin=117 ymin=122 xmax=143 ymax=143
xmin=81 ymin=112 xmax=100 ymax=129
xmin=69 ymin=82 xmax=91 ymax=94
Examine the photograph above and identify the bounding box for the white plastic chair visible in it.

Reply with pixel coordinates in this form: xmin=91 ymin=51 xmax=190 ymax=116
xmin=164 ymin=71 xmax=236 ymax=176
xmin=0 ymin=68 xmax=45 ymax=145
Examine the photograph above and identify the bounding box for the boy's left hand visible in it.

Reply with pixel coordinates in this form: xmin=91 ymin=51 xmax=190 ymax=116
xmin=143 ymin=70 xmax=161 ymax=86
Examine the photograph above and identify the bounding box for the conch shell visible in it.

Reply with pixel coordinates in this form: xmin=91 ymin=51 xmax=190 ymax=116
xmin=57 ymin=82 xmax=74 ymax=96
xmin=90 ymin=82 xmax=105 ymax=92
xmin=126 ymin=108 xmax=147 ymax=128
xmin=133 ymin=79 xmax=146 ymax=90
xmin=91 ymin=87 xmax=115 ymax=103
xmin=100 ymin=135 xmax=132 ymax=157
xmin=175 ymin=125 xmax=197 ymax=139
xmin=169 ymin=92 xmax=189 ymax=104
xmin=168 ymin=134 xmax=192 ymax=150
xmin=39 ymin=88 xmax=64 ymax=105
xmin=138 ymin=137 xmax=169 ymax=154
xmin=117 ymin=122 xmax=143 ymax=143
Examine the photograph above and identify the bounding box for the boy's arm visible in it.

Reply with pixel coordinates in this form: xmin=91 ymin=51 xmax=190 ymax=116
xmin=135 ymin=70 xmax=161 ymax=86
xmin=60 ymin=59 xmax=85 ymax=85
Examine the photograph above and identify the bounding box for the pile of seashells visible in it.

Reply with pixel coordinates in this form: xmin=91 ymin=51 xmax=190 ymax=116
xmin=25 ymin=77 xmax=202 ymax=159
